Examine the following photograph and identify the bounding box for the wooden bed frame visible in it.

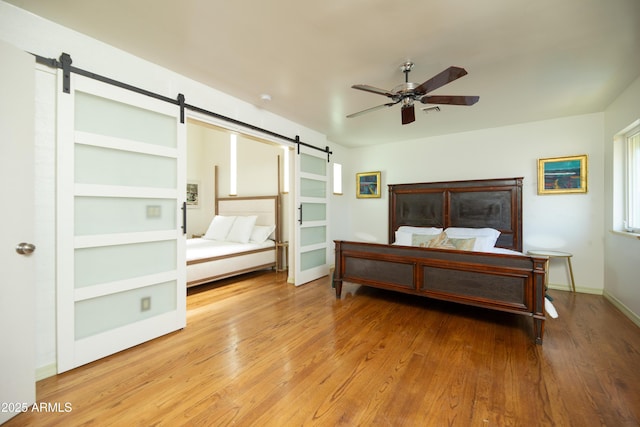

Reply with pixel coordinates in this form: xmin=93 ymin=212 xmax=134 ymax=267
xmin=333 ymin=177 xmax=548 ymax=343
xmin=186 ymin=195 xmax=280 ymax=287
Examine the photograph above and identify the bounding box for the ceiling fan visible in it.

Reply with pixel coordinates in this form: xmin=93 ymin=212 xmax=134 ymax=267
xmin=347 ymin=62 xmax=479 ymax=125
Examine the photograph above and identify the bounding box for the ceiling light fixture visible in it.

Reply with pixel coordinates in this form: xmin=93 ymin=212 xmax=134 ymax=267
xmin=421 ymin=106 xmax=441 ymax=113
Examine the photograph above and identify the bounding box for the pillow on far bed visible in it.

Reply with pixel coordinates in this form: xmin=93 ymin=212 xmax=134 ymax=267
xmin=411 ymin=233 xmax=440 ymax=247
xmin=444 ymin=227 xmax=500 ymax=251
xmin=203 ymin=215 xmax=236 ymax=241
xmin=250 ymin=224 xmax=276 ymax=243
xmin=446 ymin=237 xmax=477 ymax=251
xmin=395 ymin=226 xmax=443 ymax=245
xmin=226 ymin=215 xmax=258 ymax=243
xmin=415 ymin=231 xmax=476 ymax=251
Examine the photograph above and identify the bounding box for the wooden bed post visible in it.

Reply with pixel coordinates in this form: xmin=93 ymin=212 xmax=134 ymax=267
xmin=532 ymin=256 xmax=548 ymax=344
xmin=333 ymin=240 xmax=343 ymax=298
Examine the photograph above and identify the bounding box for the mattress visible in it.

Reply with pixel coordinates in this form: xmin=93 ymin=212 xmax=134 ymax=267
xmin=186 ymin=238 xmax=275 ymax=263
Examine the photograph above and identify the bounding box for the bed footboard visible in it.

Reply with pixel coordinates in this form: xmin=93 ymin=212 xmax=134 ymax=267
xmin=333 ymin=240 xmax=547 ymax=344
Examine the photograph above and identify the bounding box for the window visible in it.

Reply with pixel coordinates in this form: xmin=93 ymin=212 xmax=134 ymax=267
xmin=333 ymin=162 xmax=343 ymax=195
xmin=229 ymin=133 xmax=237 ymax=196
xmin=625 ymin=124 xmax=640 ymax=232
xmin=282 ymin=146 xmax=290 ymax=193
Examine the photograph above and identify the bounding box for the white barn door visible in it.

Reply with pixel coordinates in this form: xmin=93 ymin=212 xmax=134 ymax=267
xmin=0 ymin=40 xmax=36 ymax=425
xmin=294 ymin=145 xmax=330 ymax=285
xmin=56 ymin=74 xmax=186 ymax=372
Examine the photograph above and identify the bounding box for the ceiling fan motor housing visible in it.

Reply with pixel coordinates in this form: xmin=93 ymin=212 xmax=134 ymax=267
xmin=347 ymin=63 xmax=478 ymax=125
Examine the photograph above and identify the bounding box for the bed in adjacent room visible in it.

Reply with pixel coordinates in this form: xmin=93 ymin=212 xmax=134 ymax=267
xmin=186 ymin=195 xmax=280 ymax=287
xmin=333 ymin=177 xmax=549 ymax=343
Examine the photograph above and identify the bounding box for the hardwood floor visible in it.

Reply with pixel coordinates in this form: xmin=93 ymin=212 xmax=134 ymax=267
xmin=5 ymin=271 xmax=640 ymax=426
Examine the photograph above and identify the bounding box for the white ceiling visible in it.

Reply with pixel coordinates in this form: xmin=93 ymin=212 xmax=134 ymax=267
xmin=7 ymin=0 xmax=640 ymax=147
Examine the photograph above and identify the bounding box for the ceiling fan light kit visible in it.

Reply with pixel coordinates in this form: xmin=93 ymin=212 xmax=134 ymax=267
xmin=347 ymin=62 xmax=479 ymax=125
xmin=422 ymin=106 xmax=441 ymax=113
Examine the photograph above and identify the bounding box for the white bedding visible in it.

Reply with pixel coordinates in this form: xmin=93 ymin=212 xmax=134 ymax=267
xmin=485 ymin=247 xmax=524 ymax=255
xmin=186 ymin=238 xmax=275 ymax=262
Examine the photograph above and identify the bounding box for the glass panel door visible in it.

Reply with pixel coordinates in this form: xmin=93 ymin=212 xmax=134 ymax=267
xmin=294 ymin=146 xmax=330 ymax=285
xmin=57 ymin=74 xmax=185 ymax=372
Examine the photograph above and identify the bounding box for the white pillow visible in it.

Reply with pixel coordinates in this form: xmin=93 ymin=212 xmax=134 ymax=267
xmin=487 ymin=247 xmax=523 ymax=255
xmin=395 ymin=226 xmax=443 ymax=245
xmin=226 ymin=215 xmax=258 ymax=243
xmin=444 ymin=227 xmax=501 ymax=252
xmin=203 ymin=215 xmax=236 ymax=241
xmin=250 ymin=224 xmax=276 ymax=243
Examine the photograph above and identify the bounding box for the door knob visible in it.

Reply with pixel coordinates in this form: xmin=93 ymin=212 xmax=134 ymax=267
xmin=15 ymin=242 xmax=36 ymax=255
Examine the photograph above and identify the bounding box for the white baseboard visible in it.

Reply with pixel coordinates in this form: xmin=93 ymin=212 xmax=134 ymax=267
xmin=35 ymin=363 xmax=57 ymax=381
xmin=603 ymin=290 xmax=640 ymax=329
xmin=547 ymin=283 xmax=603 ymax=295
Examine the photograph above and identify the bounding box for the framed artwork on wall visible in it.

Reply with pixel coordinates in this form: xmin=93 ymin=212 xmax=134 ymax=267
xmin=537 ymin=154 xmax=588 ymax=194
xmin=187 ymin=181 xmax=200 ymax=207
xmin=356 ymin=171 xmax=381 ymax=198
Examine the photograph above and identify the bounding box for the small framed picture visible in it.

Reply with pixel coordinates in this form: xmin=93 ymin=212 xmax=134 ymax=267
xmin=356 ymin=171 xmax=381 ymax=198
xmin=537 ymin=155 xmax=588 ymax=194
xmin=187 ymin=181 xmax=200 ymax=207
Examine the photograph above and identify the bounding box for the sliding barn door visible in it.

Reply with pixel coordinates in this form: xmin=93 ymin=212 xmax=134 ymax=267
xmin=0 ymin=41 xmax=35 ymax=425
xmin=294 ymin=145 xmax=330 ymax=286
xmin=56 ymin=74 xmax=186 ymax=372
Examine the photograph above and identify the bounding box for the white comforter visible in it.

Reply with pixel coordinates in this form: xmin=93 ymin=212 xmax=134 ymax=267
xmin=186 ymin=238 xmax=275 ymax=262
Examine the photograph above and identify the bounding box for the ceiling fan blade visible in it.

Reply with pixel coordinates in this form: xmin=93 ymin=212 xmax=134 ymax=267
xmin=420 ymin=95 xmax=480 ymax=106
xmin=414 ymin=66 xmax=468 ymax=95
xmin=347 ymin=101 xmax=398 ymax=118
xmin=351 ymin=84 xmax=395 ymax=97
xmin=401 ymin=104 xmax=415 ymax=125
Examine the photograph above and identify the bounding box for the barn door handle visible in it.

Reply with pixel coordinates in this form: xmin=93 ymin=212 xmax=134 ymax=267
xmin=181 ymin=201 xmax=187 ymax=235
xmin=298 ymin=204 xmax=303 ymax=225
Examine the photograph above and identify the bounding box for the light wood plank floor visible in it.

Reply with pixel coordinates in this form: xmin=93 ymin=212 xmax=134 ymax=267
xmin=5 ymin=271 xmax=640 ymax=426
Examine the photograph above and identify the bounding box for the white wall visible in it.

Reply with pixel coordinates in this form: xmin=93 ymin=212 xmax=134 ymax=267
xmin=336 ymin=114 xmax=606 ymax=294
xmin=328 ymin=143 xmax=353 ymax=245
xmin=603 ymin=76 xmax=640 ymax=326
xmin=0 ymin=1 xmax=326 ymax=376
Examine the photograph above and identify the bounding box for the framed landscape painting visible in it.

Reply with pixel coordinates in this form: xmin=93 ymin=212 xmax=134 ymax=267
xmin=356 ymin=171 xmax=381 ymax=198
xmin=537 ymin=155 xmax=588 ymax=194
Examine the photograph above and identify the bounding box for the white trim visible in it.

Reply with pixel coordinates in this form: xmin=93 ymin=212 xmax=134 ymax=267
xmin=75 ymin=271 xmax=178 ymax=301
xmin=75 ymin=184 xmax=177 ymax=199
xmin=75 ymin=130 xmax=178 ymax=158
xmin=35 ymin=363 xmax=57 ymax=381
xmin=547 ymin=284 xmax=602 ymax=295
xmin=604 ymin=290 xmax=640 ymax=329
xmin=609 ymin=229 xmax=640 ymax=240
xmin=74 ymin=230 xmax=178 ymax=248
xmin=56 ymin=68 xmax=76 ymax=372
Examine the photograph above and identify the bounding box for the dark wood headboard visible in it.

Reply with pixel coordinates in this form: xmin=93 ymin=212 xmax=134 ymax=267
xmin=388 ymin=177 xmax=523 ymax=251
